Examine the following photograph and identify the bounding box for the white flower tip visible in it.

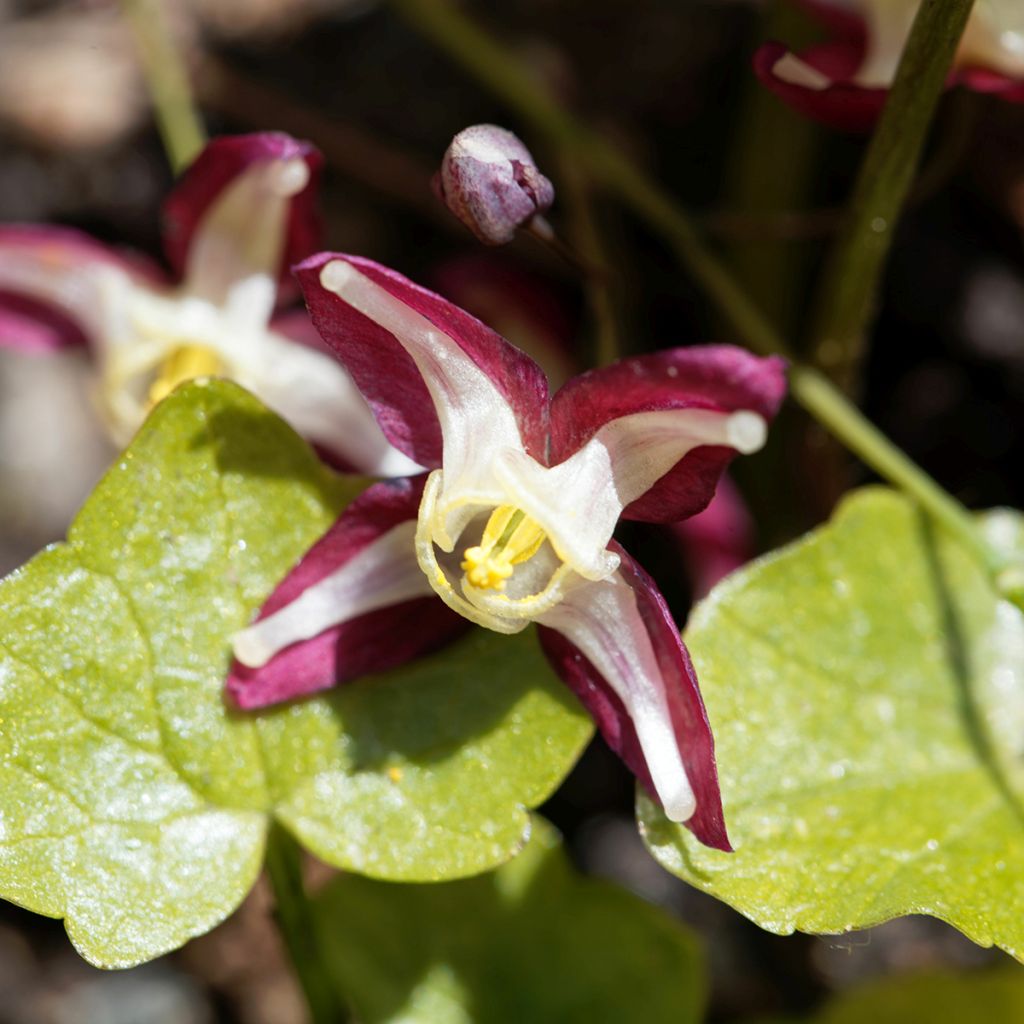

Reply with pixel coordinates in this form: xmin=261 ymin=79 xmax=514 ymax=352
xmin=726 ymin=411 xmax=767 ymax=454
xmin=773 ymin=53 xmax=832 ymax=91
xmin=269 ymin=157 xmax=310 ymax=198
xmin=320 ymin=258 xmax=357 ymax=296
xmin=662 ymin=788 xmax=697 ymax=824
xmin=232 ymin=628 xmax=273 ymax=669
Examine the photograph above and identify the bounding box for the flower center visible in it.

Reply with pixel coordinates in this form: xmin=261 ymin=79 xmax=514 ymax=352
xmin=147 ymin=344 xmax=224 ymax=408
xmin=460 ymin=505 xmax=546 ymax=591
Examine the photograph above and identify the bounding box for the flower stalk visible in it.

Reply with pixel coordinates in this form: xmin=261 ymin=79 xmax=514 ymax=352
xmin=119 ymin=0 xmax=206 ymax=172
xmin=389 ymin=0 xmax=1004 ymax=579
xmin=265 ymin=825 xmax=350 ymax=1024
xmin=808 ymin=0 xmax=979 ymax=393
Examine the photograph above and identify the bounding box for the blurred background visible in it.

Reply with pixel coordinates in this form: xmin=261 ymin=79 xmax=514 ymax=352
xmin=1 ymin=0 xmax=1023 ymax=1020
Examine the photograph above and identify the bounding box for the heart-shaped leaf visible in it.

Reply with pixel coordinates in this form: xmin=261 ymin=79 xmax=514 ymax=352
xmin=315 ymin=817 xmax=706 ymax=1023
xmin=0 ymin=380 xmax=591 ymax=967
xmin=641 ymin=488 xmax=1024 ymax=960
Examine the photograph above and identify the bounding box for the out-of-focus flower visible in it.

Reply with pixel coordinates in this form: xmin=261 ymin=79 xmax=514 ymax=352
xmin=0 ymin=133 xmax=416 ymax=476
xmin=433 ymin=125 xmax=555 ymax=245
xmin=755 ymin=0 xmax=1024 ymax=131
xmin=0 ymin=10 xmax=146 ymax=150
xmin=229 ymin=252 xmax=787 ymax=849
xmin=669 ymin=475 xmax=755 ymax=600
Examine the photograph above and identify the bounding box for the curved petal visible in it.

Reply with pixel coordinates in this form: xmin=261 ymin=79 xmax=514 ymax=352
xmin=0 ymin=225 xmax=164 ymax=352
xmin=243 ymin=315 xmax=422 ymax=478
xmin=753 ymin=41 xmax=886 ymax=133
xmin=228 ymin=476 xmax=466 ymax=708
xmin=295 ymin=253 xmax=550 ymax=472
xmin=163 ymin=133 xmax=323 ymax=305
xmin=537 ymin=542 xmax=729 ymax=850
xmin=548 ymin=346 xmax=786 ymax=524
xmin=431 ymin=254 xmax=576 ymax=388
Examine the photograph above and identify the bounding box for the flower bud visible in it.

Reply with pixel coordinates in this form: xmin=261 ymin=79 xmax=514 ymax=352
xmin=434 ymin=124 xmax=555 ymax=245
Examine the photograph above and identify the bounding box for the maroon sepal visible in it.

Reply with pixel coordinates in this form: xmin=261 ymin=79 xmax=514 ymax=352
xmin=163 ymin=132 xmax=324 ymax=292
xmin=295 ymin=253 xmax=551 ymax=469
xmin=227 ymin=475 xmax=466 ymax=709
xmin=548 ymin=346 xmax=787 ymax=523
xmin=539 ymin=542 xmax=731 ymax=851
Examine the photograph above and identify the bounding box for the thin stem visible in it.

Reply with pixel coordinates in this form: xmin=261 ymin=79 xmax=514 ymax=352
xmin=808 ymin=0 xmax=978 ymax=391
xmin=265 ymin=825 xmax=348 ymax=1024
xmin=557 ymin=154 xmax=621 ymax=366
xmin=119 ymin=0 xmax=205 ymax=173
xmin=389 ymin=0 xmax=1005 ymax=573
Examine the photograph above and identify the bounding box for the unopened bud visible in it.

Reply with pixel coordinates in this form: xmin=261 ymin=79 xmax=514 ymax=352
xmin=434 ymin=124 xmax=555 ymax=245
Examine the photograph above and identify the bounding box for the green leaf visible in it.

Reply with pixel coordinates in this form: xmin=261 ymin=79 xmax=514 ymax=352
xmin=315 ymin=817 xmax=705 ymax=1024
xmin=764 ymin=969 xmax=1024 ymax=1024
xmin=0 ymin=381 xmax=591 ymax=968
xmin=640 ymin=487 xmax=1024 ymax=960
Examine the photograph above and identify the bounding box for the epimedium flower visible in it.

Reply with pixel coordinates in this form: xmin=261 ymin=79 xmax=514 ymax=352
xmin=755 ymin=0 xmax=1024 ymax=131
xmin=0 ymin=133 xmax=417 ymax=476
xmin=229 ymin=252 xmax=787 ymax=850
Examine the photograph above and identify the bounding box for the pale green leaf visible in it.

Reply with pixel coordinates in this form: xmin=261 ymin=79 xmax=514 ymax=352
xmin=640 ymin=488 xmax=1024 ymax=960
xmin=315 ymin=817 xmax=705 ymax=1024
xmin=762 ymin=969 xmax=1024 ymax=1024
xmin=0 ymin=381 xmax=591 ymax=967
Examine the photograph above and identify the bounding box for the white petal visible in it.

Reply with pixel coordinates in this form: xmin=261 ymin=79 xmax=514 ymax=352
xmin=495 ymin=407 xmax=765 ymax=581
xmin=232 ymin=519 xmax=430 ymax=668
xmin=319 ymin=259 xmax=525 ymax=540
xmin=183 ymin=157 xmax=309 ymax=325
xmin=237 ymin=329 xmax=422 ymax=477
xmin=538 ymin=571 xmax=696 ymax=822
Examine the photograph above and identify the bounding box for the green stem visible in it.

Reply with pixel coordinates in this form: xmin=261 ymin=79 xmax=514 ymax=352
xmin=120 ymin=0 xmax=205 ymax=173
xmin=557 ymin=154 xmax=621 ymax=366
xmin=808 ymin=0 xmax=977 ymax=390
xmin=389 ymin=0 xmax=1004 ymax=573
xmin=265 ymin=826 xmax=348 ymax=1024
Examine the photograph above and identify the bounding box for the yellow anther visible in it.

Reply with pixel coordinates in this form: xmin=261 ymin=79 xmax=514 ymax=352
xmin=148 ymin=344 xmax=224 ymax=408
xmin=460 ymin=505 xmax=546 ymax=592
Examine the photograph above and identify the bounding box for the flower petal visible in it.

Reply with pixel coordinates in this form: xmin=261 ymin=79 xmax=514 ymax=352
xmin=239 ymin=313 xmax=422 ymax=478
xmin=0 ymin=225 xmax=164 ymax=352
xmin=228 ymin=476 xmax=465 ymax=708
xmin=295 ymin=253 xmax=550 ymax=471
xmin=163 ymin=132 xmax=323 ymax=305
xmin=548 ymin=346 xmax=786 ymax=525
xmin=537 ymin=542 xmax=729 ymax=850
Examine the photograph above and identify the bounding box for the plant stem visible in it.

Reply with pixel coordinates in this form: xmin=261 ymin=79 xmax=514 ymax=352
xmin=808 ymin=0 xmax=977 ymax=391
xmin=557 ymin=154 xmax=621 ymax=366
xmin=265 ymin=825 xmax=348 ymax=1024
xmin=119 ymin=0 xmax=205 ymax=173
xmin=389 ymin=0 xmax=1003 ymax=571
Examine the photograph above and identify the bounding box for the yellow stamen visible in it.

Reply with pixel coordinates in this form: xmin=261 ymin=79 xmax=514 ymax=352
xmin=461 ymin=505 xmax=546 ymax=591
xmin=147 ymin=344 xmax=224 ymax=408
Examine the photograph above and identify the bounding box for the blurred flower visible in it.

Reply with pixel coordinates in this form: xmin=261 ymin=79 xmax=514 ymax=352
xmin=229 ymin=252 xmax=787 ymax=849
xmin=755 ymin=0 xmax=1024 ymax=131
xmin=0 ymin=133 xmax=416 ymax=476
xmin=433 ymin=124 xmax=555 ymax=244
xmin=0 ymin=9 xmax=147 ymax=150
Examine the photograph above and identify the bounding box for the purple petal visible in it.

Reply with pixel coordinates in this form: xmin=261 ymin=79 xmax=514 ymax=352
xmin=0 ymin=225 xmax=165 ymax=352
xmin=227 ymin=475 xmax=466 ymax=709
xmin=548 ymin=346 xmax=786 ymax=523
xmin=295 ymin=253 xmax=550 ymax=468
xmin=162 ymin=133 xmax=323 ymax=295
xmin=538 ymin=542 xmax=730 ymax=850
